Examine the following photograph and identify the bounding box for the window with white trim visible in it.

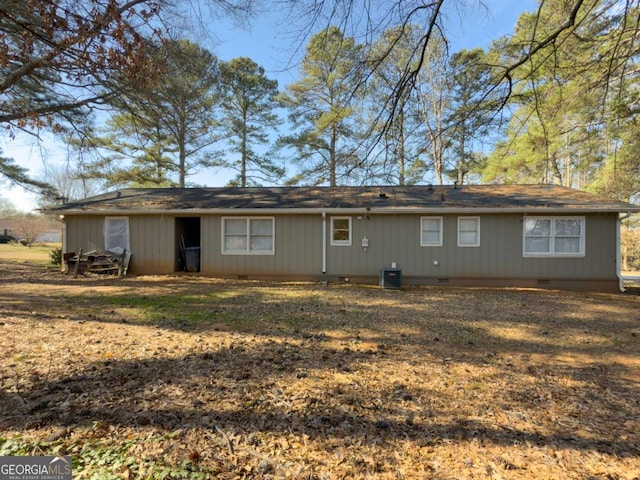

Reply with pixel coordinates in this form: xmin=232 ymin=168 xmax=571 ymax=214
xmin=222 ymin=217 xmax=275 ymax=255
xmin=458 ymin=216 xmax=480 ymax=247
xmin=420 ymin=217 xmax=443 ymax=246
xmin=331 ymin=217 xmax=351 ymax=246
xmin=523 ymin=216 xmax=585 ymax=257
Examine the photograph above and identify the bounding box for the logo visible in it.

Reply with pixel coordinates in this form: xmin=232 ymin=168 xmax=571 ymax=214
xmin=0 ymin=456 xmax=72 ymax=480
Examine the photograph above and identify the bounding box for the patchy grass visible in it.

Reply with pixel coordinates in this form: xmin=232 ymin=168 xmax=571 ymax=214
xmin=0 ymin=242 xmax=60 ymax=266
xmin=1 ymin=262 xmax=640 ymax=479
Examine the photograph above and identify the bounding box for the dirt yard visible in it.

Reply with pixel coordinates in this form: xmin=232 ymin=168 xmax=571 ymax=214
xmin=1 ymin=260 xmax=639 ymax=479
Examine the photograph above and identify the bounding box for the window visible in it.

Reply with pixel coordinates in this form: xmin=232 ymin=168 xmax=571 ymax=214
xmin=104 ymin=217 xmax=130 ymax=254
xmin=222 ymin=217 xmax=274 ymax=255
xmin=458 ymin=216 xmax=480 ymax=247
xmin=524 ymin=216 xmax=584 ymax=257
xmin=331 ymin=217 xmax=351 ymax=246
xmin=421 ymin=217 xmax=443 ymax=246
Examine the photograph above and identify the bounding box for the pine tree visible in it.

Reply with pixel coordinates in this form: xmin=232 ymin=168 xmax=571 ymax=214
xmin=214 ymin=57 xmax=284 ymax=187
xmin=84 ymin=40 xmax=220 ymax=188
xmin=278 ymin=26 xmax=365 ymax=187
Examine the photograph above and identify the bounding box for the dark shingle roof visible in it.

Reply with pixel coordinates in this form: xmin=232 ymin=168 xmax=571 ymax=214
xmin=48 ymin=185 xmax=640 ymax=214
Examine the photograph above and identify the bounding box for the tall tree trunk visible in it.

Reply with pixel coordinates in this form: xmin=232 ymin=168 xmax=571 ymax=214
xmin=241 ymin=136 xmax=247 ymax=188
xmin=398 ymin=108 xmax=405 ymax=186
xmin=330 ymin=124 xmax=337 ymax=187
xmin=178 ymin=116 xmax=186 ymax=188
xmin=241 ymin=109 xmax=248 ymax=188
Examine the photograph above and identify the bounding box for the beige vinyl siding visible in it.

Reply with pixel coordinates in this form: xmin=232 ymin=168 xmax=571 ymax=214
xmin=201 ymin=215 xmax=323 ymax=275
xmin=328 ymin=214 xmax=424 ymax=276
xmin=327 ymin=214 xmax=415 ymax=275
xmin=64 ymin=216 xmax=104 ymax=253
xmin=128 ymin=215 xmax=175 ymax=274
xmin=64 ymin=215 xmax=175 ymax=274
xmin=326 ymin=213 xmax=618 ymax=280
xmin=519 ymin=214 xmax=616 ymax=279
xmin=64 ymin=211 xmax=618 ymax=282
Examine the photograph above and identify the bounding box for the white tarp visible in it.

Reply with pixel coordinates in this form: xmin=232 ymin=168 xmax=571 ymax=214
xmin=104 ymin=217 xmax=131 ymax=270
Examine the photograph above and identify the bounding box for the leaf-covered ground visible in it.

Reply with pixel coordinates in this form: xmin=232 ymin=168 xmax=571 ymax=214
xmin=1 ymin=262 xmax=639 ymax=479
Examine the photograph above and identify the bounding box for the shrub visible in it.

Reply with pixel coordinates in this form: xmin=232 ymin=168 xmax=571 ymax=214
xmin=49 ymin=247 xmax=62 ymax=266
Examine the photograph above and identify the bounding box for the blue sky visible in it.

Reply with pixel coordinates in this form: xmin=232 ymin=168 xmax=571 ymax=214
xmin=3 ymin=0 xmax=536 ymax=212
xmin=212 ymin=0 xmax=536 ymax=89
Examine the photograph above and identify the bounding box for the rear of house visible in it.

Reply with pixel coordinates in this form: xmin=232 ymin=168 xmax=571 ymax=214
xmin=50 ymin=185 xmax=640 ymax=292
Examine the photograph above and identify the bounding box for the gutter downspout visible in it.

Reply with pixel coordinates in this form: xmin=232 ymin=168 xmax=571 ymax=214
xmin=617 ymin=212 xmax=631 ymax=292
xmin=322 ymin=211 xmax=327 ymax=274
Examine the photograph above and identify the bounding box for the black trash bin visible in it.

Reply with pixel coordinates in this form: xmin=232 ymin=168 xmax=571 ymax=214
xmin=184 ymin=246 xmax=200 ymax=272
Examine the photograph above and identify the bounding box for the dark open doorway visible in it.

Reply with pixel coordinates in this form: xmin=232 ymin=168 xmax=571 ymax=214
xmin=175 ymin=217 xmax=201 ymax=272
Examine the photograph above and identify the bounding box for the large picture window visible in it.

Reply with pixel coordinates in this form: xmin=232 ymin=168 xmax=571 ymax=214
xmin=523 ymin=216 xmax=585 ymax=257
xmin=458 ymin=217 xmax=480 ymax=247
xmin=331 ymin=217 xmax=352 ymax=246
xmin=421 ymin=217 xmax=443 ymax=246
xmin=222 ymin=217 xmax=275 ymax=255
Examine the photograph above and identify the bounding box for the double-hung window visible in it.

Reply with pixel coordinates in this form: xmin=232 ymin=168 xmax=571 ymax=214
xmin=458 ymin=216 xmax=480 ymax=247
xmin=523 ymin=216 xmax=585 ymax=257
xmin=222 ymin=217 xmax=275 ymax=255
xmin=331 ymin=217 xmax=352 ymax=246
xmin=420 ymin=217 xmax=443 ymax=246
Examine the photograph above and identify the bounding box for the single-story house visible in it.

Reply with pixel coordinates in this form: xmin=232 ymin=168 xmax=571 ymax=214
xmin=47 ymin=184 xmax=640 ymax=292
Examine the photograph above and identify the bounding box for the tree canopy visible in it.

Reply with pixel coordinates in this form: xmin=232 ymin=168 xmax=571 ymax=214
xmin=278 ymin=26 xmax=365 ymax=186
xmin=214 ymin=57 xmax=284 ymax=187
xmin=0 ymin=0 xmax=163 ymax=129
xmin=0 ymin=151 xmax=58 ymax=201
xmin=0 ymin=0 xmax=254 ymax=197
xmin=281 ymin=0 xmax=640 ymax=195
xmin=81 ymin=39 xmax=221 ymax=188
xmin=2 ymin=0 xmax=640 ymax=204
xmin=479 ymin=0 xmax=640 ymax=200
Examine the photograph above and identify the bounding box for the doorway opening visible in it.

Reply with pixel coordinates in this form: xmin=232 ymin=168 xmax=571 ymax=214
xmin=175 ymin=217 xmax=201 ymax=272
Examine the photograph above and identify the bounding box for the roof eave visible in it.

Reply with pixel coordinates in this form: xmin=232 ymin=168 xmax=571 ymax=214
xmin=375 ymin=207 xmax=640 ymax=214
xmin=50 ymin=206 xmax=640 ymax=215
